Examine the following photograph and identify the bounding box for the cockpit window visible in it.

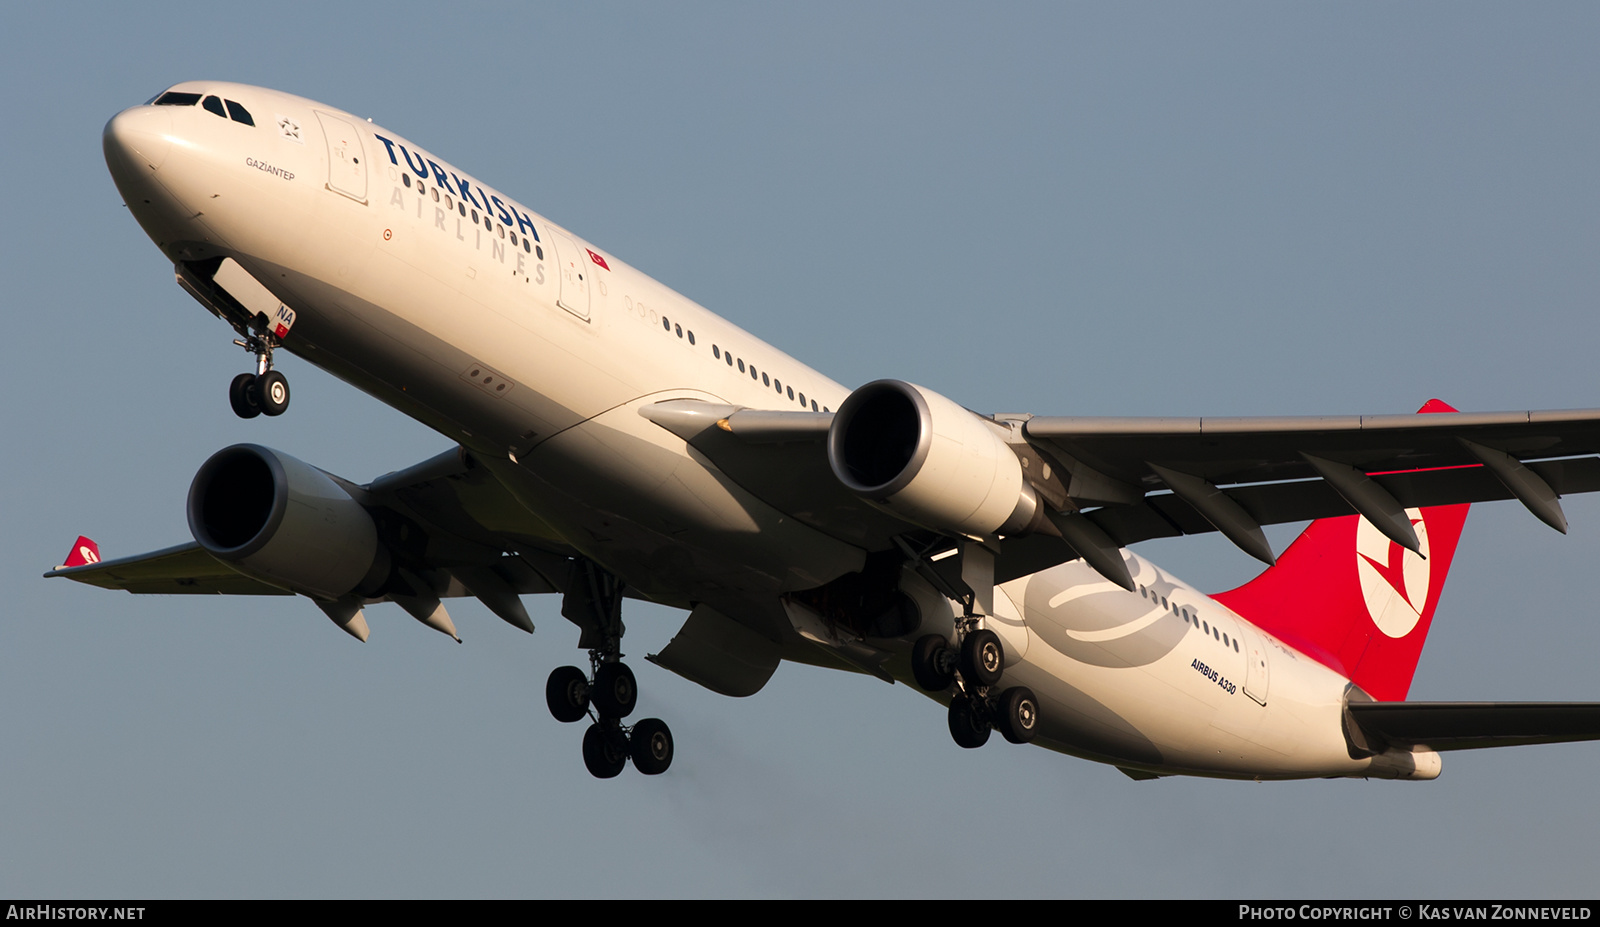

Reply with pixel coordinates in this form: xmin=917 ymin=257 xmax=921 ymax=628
xmin=155 ymin=91 xmax=202 ymax=107
xmin=225 ymin=100 xmax=254 ymax=126
xmin=202 ymin=95 xmax=227 ymax=119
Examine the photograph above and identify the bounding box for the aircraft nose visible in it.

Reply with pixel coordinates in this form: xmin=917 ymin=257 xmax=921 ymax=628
xmin=103 ymin=105 xmax=173 ymax=176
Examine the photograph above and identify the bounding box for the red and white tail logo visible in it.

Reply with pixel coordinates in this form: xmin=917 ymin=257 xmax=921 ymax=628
xmin=59 ymin=536 xmax=101 ymax=570
xmin=1355 ymin=508 xmax=1431 ymax=639
xmin=1213 ymin=400 xmax=1470 ymax=701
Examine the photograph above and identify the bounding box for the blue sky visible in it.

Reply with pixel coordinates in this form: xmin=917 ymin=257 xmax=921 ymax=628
xmin=3 ymin=2 xmax=1599 ymax=897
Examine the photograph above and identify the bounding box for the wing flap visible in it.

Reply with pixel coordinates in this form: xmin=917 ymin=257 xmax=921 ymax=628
xmin=1349 ymin=702 xmax=1600 ymax=751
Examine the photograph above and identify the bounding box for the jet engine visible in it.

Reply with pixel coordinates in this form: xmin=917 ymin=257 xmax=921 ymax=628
xmin=827 ymin=379 xmax=1047 ymax=537
xmin=187 ymin=444 xmax=389 ymax=600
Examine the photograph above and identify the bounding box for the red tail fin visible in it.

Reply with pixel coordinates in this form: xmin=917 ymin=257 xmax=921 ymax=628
xmin=1212 ymin=400 xmax=1470 ymax=701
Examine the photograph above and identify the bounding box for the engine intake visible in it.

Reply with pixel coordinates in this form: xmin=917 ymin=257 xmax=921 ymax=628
xmin=188 ymin=444 xmax=388 ymax=599
xmin=828 ymin=380 xmax=1044 ymax=536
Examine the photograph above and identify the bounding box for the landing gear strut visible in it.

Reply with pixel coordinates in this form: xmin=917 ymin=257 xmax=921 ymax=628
xmin=544 ymin=561 xmax=674 ymax=778
xmin=905 ymin=563 xmax=1040 ymax=749
xmin=228 ymin=332 xmax=289 ymax=418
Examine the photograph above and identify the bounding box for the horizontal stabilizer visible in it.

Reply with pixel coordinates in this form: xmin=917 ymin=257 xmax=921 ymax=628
xmin=1349 ymin=702 xmax=1600 ymax=752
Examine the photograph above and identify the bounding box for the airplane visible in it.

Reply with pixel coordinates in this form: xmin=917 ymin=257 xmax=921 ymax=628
xmin=53 ymin=80 xmax=1600 ymax=781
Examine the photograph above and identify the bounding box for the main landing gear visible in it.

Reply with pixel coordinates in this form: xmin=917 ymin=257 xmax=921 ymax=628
xmin=546 ymin=659 xmax=674 ymax=777
xmin=912 ymin=626 xmax=1040 ymax=749
xmin=228 ymin=332 xmax=289 ymax=419
xmin=545 ymin=561 xmax=673 ymax=778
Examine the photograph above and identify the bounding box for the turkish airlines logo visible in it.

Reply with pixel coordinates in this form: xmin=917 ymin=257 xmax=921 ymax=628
xmin=1354 ymin=508 xmax=1430 ymax=639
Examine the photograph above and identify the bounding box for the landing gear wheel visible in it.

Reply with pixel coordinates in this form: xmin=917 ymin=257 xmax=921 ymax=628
xmin=911 ymin=634 xmax=956 ymax=692
xmin=582 ymin=722 xmax=628 ymax=779
xmin=630 ymin=718 xmax=674 ymax=775
xmin=545 ymin=665 xmax=590 ymax=723
xmin=592 ymin=662 xmax=637 ymax=719
xmin=997 ymin=686 xmax=1040 ymax=744
xmin=256 ymin=370 xmax=290 ymax=417
xmin=229 ymin=373 xmax=261 ymax=419
xmin=959 ymin=629 xmax=1005 ymax=687
xmin=948 ymin=695 xmax=991 ymax=749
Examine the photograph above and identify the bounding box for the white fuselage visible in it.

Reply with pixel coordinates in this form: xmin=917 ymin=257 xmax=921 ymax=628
xmin=105 ymin=83 xmax=1413 ymax=781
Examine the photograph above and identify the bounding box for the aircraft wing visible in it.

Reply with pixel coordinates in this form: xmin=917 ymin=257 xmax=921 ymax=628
xmin=45 ymin=542 xmax=293 ymax=595
xmin=46 ymin=446 xmax=575 ymax=640
xmin=1011 ymin=408 xmax=1600 ymax=577
xmin=1022 ymin=408 xmax=1600 ymax=491
xmin=1348 ymin=702 xmax=1600 ymax=751
xmin=649 ymin=397 xmax=1600 ymax=584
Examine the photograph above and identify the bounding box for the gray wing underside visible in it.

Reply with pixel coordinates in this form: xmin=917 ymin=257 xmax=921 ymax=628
xmin=1022 ymin=409 xmax=1600 ymax=488
xmin=644 ymin=401 xmax=1600 ymax=582
xmin=46 ymin=448 xmax=575 ymax=600
xmin=46 ymin=542 xmax=293 ymax=595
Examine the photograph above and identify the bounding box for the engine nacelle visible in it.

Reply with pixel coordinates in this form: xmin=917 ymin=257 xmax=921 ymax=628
xmin=828 ymin=380 xmax=1044 ymax=537
xmin=187 ymin=444 xmax=388 ymax=600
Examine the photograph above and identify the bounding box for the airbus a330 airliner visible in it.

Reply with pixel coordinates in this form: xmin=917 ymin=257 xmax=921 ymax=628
xmin=55 ymin=82 xmax=1600 ymax=780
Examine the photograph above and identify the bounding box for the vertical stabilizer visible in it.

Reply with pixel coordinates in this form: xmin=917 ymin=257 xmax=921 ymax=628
xmin=1212 ymin=400 xmax=1470 ymax=701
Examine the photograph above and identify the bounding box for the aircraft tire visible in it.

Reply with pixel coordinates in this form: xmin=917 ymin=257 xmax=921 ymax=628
xmin=959 ymin=629 xmax=1005 ymax=687
xmin=257 ymin=370 xmax=290 ymax=417
xmin=947 ymin=695 xmax=991 ymax=749
xmin=911 ymin=634 xmax=955 ymax=692
xmin=997 ymin=686 xmax=1039 ymax=744
xmin=545 ymin=665 xmax=590 ymax=723
xmin=592 ymin=662 xmax=638 ymax=719
xmin=582 ymin=722 xmax=627 ymax=779
xmin=630 ymin=718 xmax=674 ymax=775
xmin=229 ymin=373 xmax=261 ymax=419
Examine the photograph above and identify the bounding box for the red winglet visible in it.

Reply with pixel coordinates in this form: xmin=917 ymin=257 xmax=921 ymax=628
xmin=60 ymin=536 xmax=102 ymax=569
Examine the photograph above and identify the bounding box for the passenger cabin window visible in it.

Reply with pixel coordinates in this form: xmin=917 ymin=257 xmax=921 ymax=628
xmin=225 ymin=100 xmax=254 ymax=126
xmin=202 ymin=95 xmax=227 ymax=119
xmin=155 ymin=91 xmax=202 ymax=107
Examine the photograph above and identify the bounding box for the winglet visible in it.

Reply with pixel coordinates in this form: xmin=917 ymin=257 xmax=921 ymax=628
xmin=56 ymin=536 xmax=102 ymax=571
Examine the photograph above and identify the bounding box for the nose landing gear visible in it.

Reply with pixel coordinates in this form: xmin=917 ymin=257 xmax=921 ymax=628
xmin=227 ymin=333 xmax=289 ymax=418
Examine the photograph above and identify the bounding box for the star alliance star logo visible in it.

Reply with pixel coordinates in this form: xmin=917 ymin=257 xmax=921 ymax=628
xmin=277 ymin=113 xmax=302 ymax=144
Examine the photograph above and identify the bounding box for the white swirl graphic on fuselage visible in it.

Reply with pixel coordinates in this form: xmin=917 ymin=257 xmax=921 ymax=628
xmin=1027 ymin=560 xmax=1187 ymax=667
xmin=1354 ymin=508 xmax=1431 ymax=639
